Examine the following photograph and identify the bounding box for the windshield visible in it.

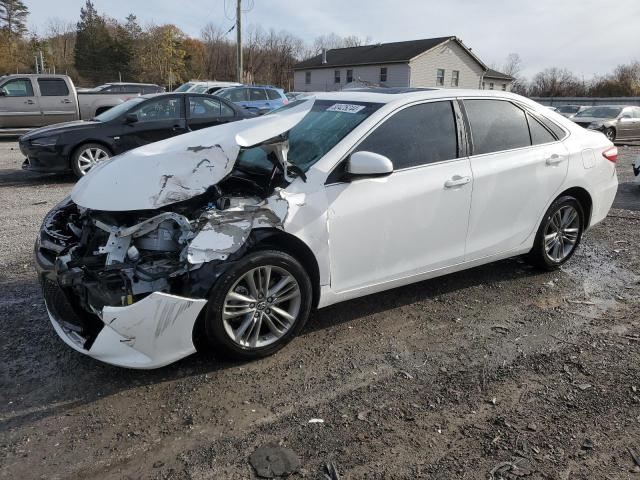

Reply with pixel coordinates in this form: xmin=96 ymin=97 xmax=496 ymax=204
xmin=236 ymin=99 xmax=382 ymax=174
xmin=556 ymin=105 xmax=580 ymax=114
xmin=174 ymin=82 xmax=195 ymax=92
xmin=575 ymin=106 xmax=622 ymax=118
xmin=93 ymin=97 xmax=146 ymax=121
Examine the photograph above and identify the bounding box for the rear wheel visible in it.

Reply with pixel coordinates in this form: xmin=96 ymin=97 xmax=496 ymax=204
xmin=71 ymin=143 xmax=111 ymax=177
xmin=604 ymin=127 xmax=616 ymax=142
xmin=527 ymin=196 xmax=584 ymax=270
xmin=203 ymin=250 xmax=313 ymax=360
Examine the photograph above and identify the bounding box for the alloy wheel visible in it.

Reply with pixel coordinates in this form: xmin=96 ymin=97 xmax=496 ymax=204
xmin=222 ymin=265 xmax=301 ymax=349
xmin=77 ymin=147 xmax=109 ymax=174
xmin=544 ymin=205 xmax=580 ymax=262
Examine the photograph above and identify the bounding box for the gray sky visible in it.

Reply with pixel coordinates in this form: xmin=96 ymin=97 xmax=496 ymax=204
xmin=27 ymin=0 xmax=640 ymax=79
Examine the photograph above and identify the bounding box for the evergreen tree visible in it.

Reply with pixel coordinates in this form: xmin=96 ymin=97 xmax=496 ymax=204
xmin=74 ymin=0 xmax=113 ymax=83
xmin=0 ymin=0 xmax=29 ymax=38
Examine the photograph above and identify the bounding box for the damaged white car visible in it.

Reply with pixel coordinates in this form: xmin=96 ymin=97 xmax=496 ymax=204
xmin=36 ymin=89 xmax=618 ymax=368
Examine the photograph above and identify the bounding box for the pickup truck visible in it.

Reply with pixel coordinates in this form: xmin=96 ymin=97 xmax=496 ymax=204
xmin=0 ymin=74 xmax=151 ymax=136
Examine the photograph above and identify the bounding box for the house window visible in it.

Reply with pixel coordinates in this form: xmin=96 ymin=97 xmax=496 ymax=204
xmin=502 ymin=84 xmax=507 ymax=91
xmin=346 ymin=69 xmax=353 ymax=83
xmin=305 ymin=71 xmax=311 ymax=85
xmin=436 ymin=69 xmax=445 ymax=86
xmin=482 ymin=81 xmax=485 ymax=89
xmin=451 ymin=70 xmax=459 ymax=87
xmin=489 ymin=82 xmax=494 ymax=90
xmin=380 ymin=67 xmax=387 ymax=82
xmin=334 ymin=70 xmax=340 ymax=84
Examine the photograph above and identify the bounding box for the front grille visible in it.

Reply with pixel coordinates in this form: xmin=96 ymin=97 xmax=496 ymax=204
xmin=43 ymin=279 xmax=103 ymax=348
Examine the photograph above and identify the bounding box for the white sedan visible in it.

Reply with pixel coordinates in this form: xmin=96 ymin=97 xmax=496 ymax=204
xmin=35 ymin=88 xmax=618 ymax=368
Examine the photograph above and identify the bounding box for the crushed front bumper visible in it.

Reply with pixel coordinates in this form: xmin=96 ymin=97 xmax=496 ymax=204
xmin=44 ymin=283 xmax=207 ymax=369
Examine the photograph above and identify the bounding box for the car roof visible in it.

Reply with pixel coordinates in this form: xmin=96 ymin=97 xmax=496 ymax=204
xmin=308 ymin=88 xmax=536 ymax=105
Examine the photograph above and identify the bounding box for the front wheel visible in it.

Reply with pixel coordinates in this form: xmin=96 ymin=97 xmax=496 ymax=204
xmin=203 ymin=250 xmax=313 ymax=360
xmin=527 ymin=196 xmax=584 ymax=270
xmin=71 ymin=143 xmax=111 ymax=178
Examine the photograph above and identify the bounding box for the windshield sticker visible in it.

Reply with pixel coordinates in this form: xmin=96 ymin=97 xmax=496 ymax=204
xmin=326 ymin=103 xmax=366 ymax=114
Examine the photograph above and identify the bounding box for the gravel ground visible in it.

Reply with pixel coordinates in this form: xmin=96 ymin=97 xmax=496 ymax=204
xmin=1 ymin=140 xmax=639 ymax=480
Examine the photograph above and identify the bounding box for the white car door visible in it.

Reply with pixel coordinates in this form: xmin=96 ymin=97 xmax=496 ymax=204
xmin=325 ymin=100 xmax=473 ymax=293
xmin=462 ymin=99 xmax=569 ymax=260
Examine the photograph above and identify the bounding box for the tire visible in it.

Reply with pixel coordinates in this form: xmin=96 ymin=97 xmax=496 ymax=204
xmin=203 ymin=250 xmax=313 ymax=360
xmin=604 ymin=127 xmax=616 ymax=142
xmin=71 ymin=143 xmax=111 ymax=178
xmin=526 ymin=195 xmax=584 ymax=270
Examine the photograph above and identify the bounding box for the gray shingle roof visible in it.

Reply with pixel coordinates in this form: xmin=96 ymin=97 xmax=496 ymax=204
xmin=294 ymin=37 xmax=455 ymax=70
xmin=484 ymin=68 xmax=514 ymax=80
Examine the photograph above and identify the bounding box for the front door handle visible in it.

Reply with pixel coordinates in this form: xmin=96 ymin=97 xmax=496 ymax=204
xmin=24 ymin=99 xmax=35 ymax=105
xmin=444 ymin=175 xmax=471 ymax=188
xmin=61 ymin=99 xmax=71 ymax=104
xmin=545 ymin=154 xmax=565 ymax=165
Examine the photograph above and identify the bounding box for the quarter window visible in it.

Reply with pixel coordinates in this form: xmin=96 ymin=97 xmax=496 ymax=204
xmin=334 ymin=70 xmax=340 ymax=84
xmin=451 ymin=70 xmax=459 ymax=87
xmin=380 ymin=67 xmax=387 ymax=82
xmin=464 ymin=99 xmax=531 ymax=155
xmin=527 ymin=113 xmax=556 ymax=145
xmin=1 ymin=78 xmax=34 ymax=97
xmin=266 ymin=89 xmax=281 ymax=100
xmin=189 ymin=97 xmax=227 ymax=118
xmin=305 ymin=71 xmax=311 ymax=84
xmin=436 ymin=69 xmax=445 ymax=86
xmin=355 ymin=101 xmax=458 ymax=169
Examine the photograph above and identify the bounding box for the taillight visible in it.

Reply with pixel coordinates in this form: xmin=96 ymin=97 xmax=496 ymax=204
xmin=602 ymin=146 xmax=618 ymax=163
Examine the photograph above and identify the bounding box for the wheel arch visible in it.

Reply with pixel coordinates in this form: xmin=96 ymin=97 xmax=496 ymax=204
xmin=249 ymin=228 xmax=321 ymax=309
xmin=556 ymin=186 xmax=593 ymax=227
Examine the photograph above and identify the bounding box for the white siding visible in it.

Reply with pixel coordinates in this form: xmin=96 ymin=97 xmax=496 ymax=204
xmin=482 ymin=77 xmax=513 ymax=92
xmin=408 ymin=40 xmax=484 ymax=89
xmin=293 ymin=63 xmax=410 ymax=91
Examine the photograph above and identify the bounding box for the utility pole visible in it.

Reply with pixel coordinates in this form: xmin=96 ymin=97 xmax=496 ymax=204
xmin=236 ymin=0 xmax=242 ymax=83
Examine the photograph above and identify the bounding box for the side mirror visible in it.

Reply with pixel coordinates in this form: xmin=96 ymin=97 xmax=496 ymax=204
xmin=124 ymin=112 xmax=138 ymax=123
xmin=347 ymin=151 xmax=393 ymax=177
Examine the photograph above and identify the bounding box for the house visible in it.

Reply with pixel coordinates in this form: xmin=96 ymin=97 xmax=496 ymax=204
xmin=482 ymin=68 xmax=515 ymax=92
xmin=293 ymin=36 xmax=513 ymax=92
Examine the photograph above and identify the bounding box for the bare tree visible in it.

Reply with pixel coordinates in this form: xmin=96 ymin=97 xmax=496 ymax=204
xmin=528 ymin=67 xmax=585 ymax=97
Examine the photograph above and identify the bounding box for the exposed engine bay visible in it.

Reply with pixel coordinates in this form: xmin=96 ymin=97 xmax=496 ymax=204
xmin=39 ymin=165 xmax=291 ymax=319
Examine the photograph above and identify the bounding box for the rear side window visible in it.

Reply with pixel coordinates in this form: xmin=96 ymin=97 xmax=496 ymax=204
xmin=355 ymin=101 xmax=458 ymax=169
xmin=266 ymin=89 xmax=281 ymax=100
xmin=527 ymin=113 xmax=556 ymax=145
xmin=143 ymin=86 xmax=160 ymax=94
xmin=220 ymin=88 xmax=248 ymax=102
xmin=464 ymin=99 xmax=530 ymax=155
xmin=37 ymin=78 xmax=69 ymax=96
xmin=249 ymin=88 xmax=267 ymax=101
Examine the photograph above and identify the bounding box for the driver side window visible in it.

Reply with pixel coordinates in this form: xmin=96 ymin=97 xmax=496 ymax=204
xmin=1 ymin=78 xmax=34 ymax=97
xmin=133 ymin=97 xmax=183 ymax=122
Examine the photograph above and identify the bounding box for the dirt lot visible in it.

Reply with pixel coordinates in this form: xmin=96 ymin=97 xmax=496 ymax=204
xmin=1 ymin=140 xmax=639 ymax=480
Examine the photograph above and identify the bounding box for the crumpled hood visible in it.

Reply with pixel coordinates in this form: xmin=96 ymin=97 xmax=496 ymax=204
xmin=71 ymin=99 xmax=314 ymax=211
xmin=572 ymin=116 xmax=614 ymax=124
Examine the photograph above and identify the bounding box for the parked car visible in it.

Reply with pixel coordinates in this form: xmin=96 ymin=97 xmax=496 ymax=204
xmin=553 ymin=105 xmax=589 ymax=118
xmin=546 ymin=106 xmax=558 ymax=112
xmin=20 ymin=93 xmax=253 ymax=177
xmin=571 ymin=105 xmax=640 ymax=142
xmin=215 ymin=85 xmax=288 ymax=114
xmin=0 ymin=74 xmax=145 ymax=136
xmin=174 ymin=80 xmax=242 ymax=94
xmin=35 ymin=89 xmax=617 ymax=369
xmin=83 ymin=82 xmax=164 ymax=94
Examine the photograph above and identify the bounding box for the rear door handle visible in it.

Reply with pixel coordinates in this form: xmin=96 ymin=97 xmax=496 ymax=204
xmin=444 ymin=175 xmax=471 ymax=188
xmin=61 ymin=99 xmax=71 ymax=104
xmin=24 ymin=99 xmax=35 ymax=105
xmin=545 ymin=153 xmax=565 ymax=165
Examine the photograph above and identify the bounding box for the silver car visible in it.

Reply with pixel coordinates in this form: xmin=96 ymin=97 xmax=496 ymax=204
xmin=571 ymin=105 xmax=640 ymax=142
xmin=554 ymin=104 xmax=589 ymax=118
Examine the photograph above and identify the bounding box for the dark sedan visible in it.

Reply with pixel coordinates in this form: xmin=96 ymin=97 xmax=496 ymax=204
xmin=20 ymin=93 xmax=254 ymax=177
